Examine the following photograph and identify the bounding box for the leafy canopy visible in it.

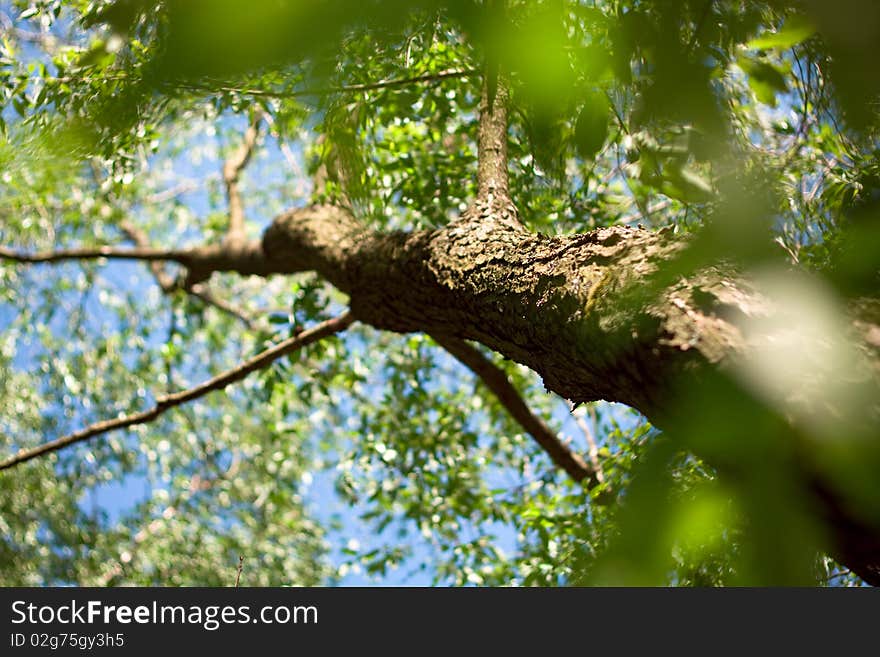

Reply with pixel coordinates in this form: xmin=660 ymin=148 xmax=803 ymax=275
xmin=1 ymin=0 xmax=878 ymax=586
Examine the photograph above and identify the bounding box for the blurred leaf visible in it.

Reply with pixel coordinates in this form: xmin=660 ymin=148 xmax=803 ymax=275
xmin=574 ymin=92 xmax=609 ymax=161
xmin=747 ymin=15 xmax=816 ymax=50
xmin=662 ymin=164 xmax=714 ymax=203
xmin=738 ymin=55 xmax=789 ymax=106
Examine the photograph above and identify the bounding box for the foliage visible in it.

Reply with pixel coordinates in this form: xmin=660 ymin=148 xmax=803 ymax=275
xmin=0 ymin=0 xmax=877 ymax=586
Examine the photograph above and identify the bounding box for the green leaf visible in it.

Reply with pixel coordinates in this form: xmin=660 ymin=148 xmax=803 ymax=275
xmin=75 ymin=40 xmax=114 ymax=70
xmin=747 ymin=16 xmax=815 ymax=50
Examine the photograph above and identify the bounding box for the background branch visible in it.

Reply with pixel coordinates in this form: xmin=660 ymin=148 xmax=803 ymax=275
xmin=118 ymin=221 xmax=177 ymax=290
xmin=570 ymin=403 xmax=607 ymax=488
xmin=223 ymin=112 xmax=263 ymax=245
xmin=476 ymin=72 xmax=510 ymax=199
xmin=176 ymin=68 xmax=478 ymax=100
xmin=431 ymin=334 xmax=601 ymax=488
xmin=187 ymin=284 xmax=256 ymax=329
xmin=119 ymin=221 xmax=255 ymax=329
xmin=0 ymin=312 xmax=355 ymax=471
xmin=0 ymin=244 xmax=183 ymax=264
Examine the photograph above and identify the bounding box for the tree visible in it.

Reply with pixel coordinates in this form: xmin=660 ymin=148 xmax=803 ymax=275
xmin=0 ymin=0 xmax=878 ymax=586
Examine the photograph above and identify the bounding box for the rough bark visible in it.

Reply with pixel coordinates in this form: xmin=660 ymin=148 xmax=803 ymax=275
xmin=256 ymin=204 xmax=739 ymax=414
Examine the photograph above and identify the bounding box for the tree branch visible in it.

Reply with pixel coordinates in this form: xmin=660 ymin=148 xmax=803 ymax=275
xmin=119 ymin=221 xmax=256 ymax=329
xmin=223 ymin=113 xmax=263 ymax=245
xmin=175 ymin=68 xmax=479 ymax=100
xmin=46 ymin=69 xmax=479 ymax=100
xmin=570 ymin=404 xmax=607 ymax=488
xmin=118 ymin=221 xmax=177 ymax=291
xmin=263 ymin=113 xmax=305 ymax=177
xmin=0 ymin=312 xmax=355 ymax=471
xmin=0 ymin=244 xmax=185 ymax=265
xmin=476 ymin=72 xmax=510 ymax=199
xmin=0 ymin=235 xmax=281 ymax=291
xmin=187 ymin=283 xmax=256 ymax=330
xmin=431 ymin=334 xmax=600 ymax=488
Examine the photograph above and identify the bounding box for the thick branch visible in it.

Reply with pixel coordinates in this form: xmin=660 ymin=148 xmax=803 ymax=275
xmin=0 ymin=312 xmax=354 ymax=471
xmin=432 ymin=334 xmax=600 ymax=487
xmin=476 ymin=74 xmax=510 ymax=199
xmin=257 ymin=206 xmax=708 ymax=415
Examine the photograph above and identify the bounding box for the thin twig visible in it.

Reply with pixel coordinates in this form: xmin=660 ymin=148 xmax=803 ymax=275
xmin=181 ymin=68 xmax=479 ymax=100
xmin=188 ymin=284 xmax=256 ymax=330
xmin=43 ymin=68 xmax=478 ymax=100
xmin=0 ymin=312 xmax=355 ymax=471
xmin=780 ymin=47 xmax=813 ymax=170
xmin=145 ymin=179 xmax=205 ymax=205
xmin=1 ymin=233 xmax=282 ymax=304
xmin=616 ymin=199 xmax=671 ymax=227
xmin=235 ymin=556 xmax=244 ymax=588
xmin=431 ymin=334 xmax=600 ymax=488
xmin=0 ymin=244 xmax=181 ymax=264
xmin=120 ymin=222 xmax=256 ymax=329
xmin=262 ymin=113 xmax=305 ymax=177
xmin=118 ymin=221 xmax=177 ymax=290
